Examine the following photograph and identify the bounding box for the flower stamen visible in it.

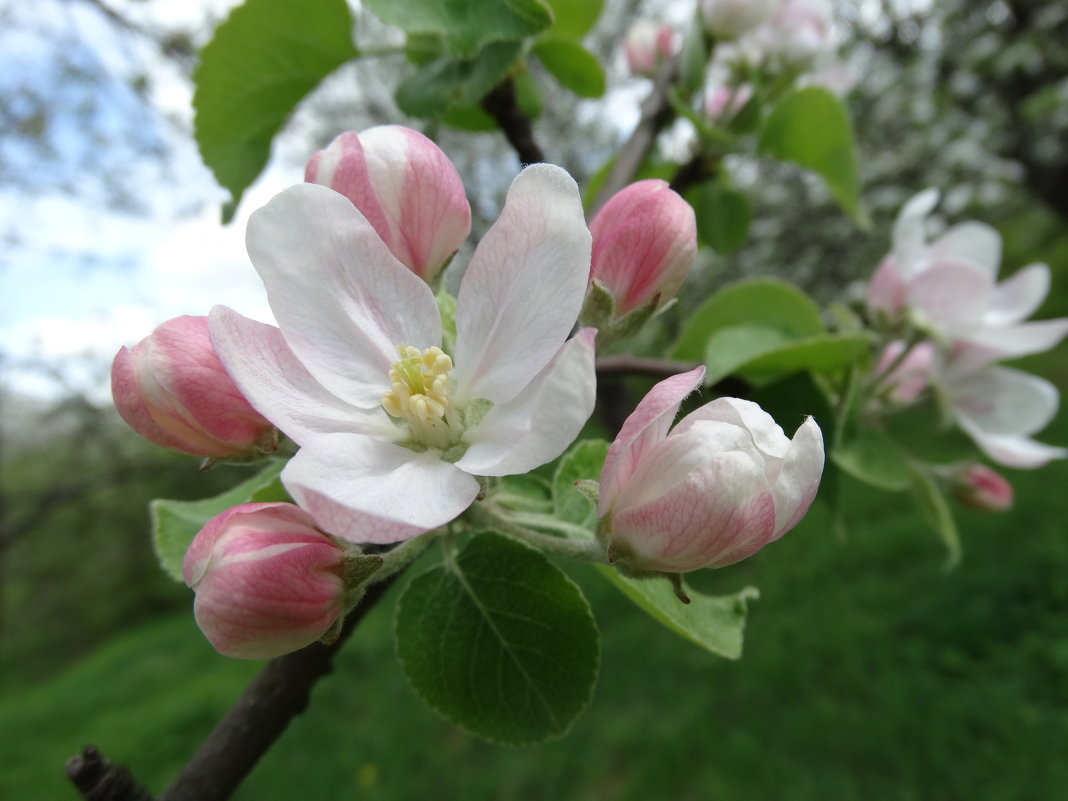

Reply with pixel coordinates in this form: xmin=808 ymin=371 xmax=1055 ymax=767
xmin=382 ymin=345 xmax=459 ymax=449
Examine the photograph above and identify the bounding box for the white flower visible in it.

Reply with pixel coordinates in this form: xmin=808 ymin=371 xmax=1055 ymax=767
xmin=211 ymin=163 xmax=597 ymax=543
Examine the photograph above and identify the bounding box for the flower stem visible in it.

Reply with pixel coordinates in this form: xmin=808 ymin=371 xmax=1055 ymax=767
xmin=468 ymin=503 xmax=609 ymax=564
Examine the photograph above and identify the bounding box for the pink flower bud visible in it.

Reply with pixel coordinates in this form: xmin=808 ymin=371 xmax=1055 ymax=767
xmin=950 ymin=464 xmax=1014 ymax=512
xmin=624 ymin=21 xmax=677 ymax=77
xmin=588 ymin=180 xmax=697 ymax=316
xmin=111 ymin=316 xmax=276 ymax=458
xmin=599 ymin=367 xmax=824 ymax=572
xmin=874 ymin=340 xmax=935 ymax=405
xmin=305 ymin=126 xmax=472 ymax=283
xmin=183 ymin=503 xmax=348 ymax=659
xmin=705 ymin=83 xmax=754 ymax=119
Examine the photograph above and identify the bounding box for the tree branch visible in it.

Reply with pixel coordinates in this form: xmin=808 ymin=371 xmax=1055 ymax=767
xmin=67 ymin=576 xmax=398 ymax=801
xmin=481 ymin=78 xmax=545 ymax=165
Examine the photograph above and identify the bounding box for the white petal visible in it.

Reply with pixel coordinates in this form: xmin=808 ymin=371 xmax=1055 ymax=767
xmin=930 ymin=221 xmax=1002 ymax=278
xmin=455 ymin=329 xmax=597 ymax=476
xmin=769 ymin=416 xmax=824 ymax=536
xmin=985 ymin=263 xmax=1051 ymax=325
xmin=675 ymin=397 xmax=792 ymax=457
xmin=598 ymin=367 xmax=705 ymax=515
xmin=246 ymin=183 xmax=441 ymax=407
xmin=963 ymin=318 xmax=1068 ymax=363
xmin=956 ymin=429 xmax=1067 ymax=470
xmin=892 ymin=188 xmax=939 ymax=278
xmin=209 ymin=307 xmax=393 ymax=446
xmin=905 ymin=259 xmax=992 ymax=337
xmin=946 ymin=365 xmax=1060 ymax=436
xmin=452 ymin=164 xmax=591 ymax=405
xmin=282 ymin=434 xmax=479 ymax=544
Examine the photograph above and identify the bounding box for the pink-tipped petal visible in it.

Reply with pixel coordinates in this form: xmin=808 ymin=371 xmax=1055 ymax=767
xmin=455 ymin=329 xmax=597 ymax=477
xmin=867 ymin=256 xmax=908 ymax=316
xmin=453 ymin=164 xmax=591 ymax=405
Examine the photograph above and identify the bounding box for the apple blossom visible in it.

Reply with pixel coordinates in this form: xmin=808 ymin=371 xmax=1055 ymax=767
xmin=598 ymin=367 xmax=824 ymax=573
xmin=624 ymin=21 xmax=676 ymax=77
xmin=182 ymin=502 xmax=350 ymax=659
xmin=211 ymin=160 xmax=596 ymax=544
xmin=705 ymin=83 xmax=754 ymax=119
xmin=700 ymin=0 xmax=778 ymax=40
xmin=949 ymin=463 xmax=1014 ymax=512
xmin=754 ymin=0 xmax=833 ymax=70
xmin=111 ymin=315 xmax=277 ymax=459
xmin=305 ymin=126 xmax=471 ymax=284
xmin=873 ymin=340 xmax=935 ymax=404
xmin=867 ymin=189 xmax=1068 ymax=366
xmin=941 ymin=363 xmax=1067 ymax=469
xmin=584 ymin=179 xmax=697 ymax=321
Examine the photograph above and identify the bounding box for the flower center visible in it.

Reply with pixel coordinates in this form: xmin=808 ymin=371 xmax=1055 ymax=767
xmin=382 ymin=345 xmax=461 ymax=450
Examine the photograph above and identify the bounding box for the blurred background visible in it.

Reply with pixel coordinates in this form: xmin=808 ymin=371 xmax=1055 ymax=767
xmin=2 ymin=0 xmax=1066 ymax=798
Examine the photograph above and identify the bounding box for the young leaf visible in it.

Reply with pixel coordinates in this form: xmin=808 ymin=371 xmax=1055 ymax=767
xmin=552 ymin=439 xmax=610 ymax=528
xmin=363 ymin=0 xmax=552 ymax=58
xmin=194 ymin=0 xmax=359 ymax=223
xmin=533 ymin=35 xmax=606 ymax=98
xmin=596 ymin=567 xmax=759 ymax=659
xmin=543 ymin=0 xmax=603 ymax=38
xmin=395 ymin=41 xmax=521 ymax=118
xmin=831 ymin=427 xmax=912 ymax=492
xmin=395 ymin=533 xmax=600 ymax=745
xmin=706 ymin=331 xmax=872 ymax=386
xmin=758 ymin=87 xmax=869 ymax=228
xmin=673 ymin=278 xmax=825 ymax=360
xmin=151 ymin=459 xmax=288 ymax=582
xmin=696 ymin=181 xmax=752 ymax=255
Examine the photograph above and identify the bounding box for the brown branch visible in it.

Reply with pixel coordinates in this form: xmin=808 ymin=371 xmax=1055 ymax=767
xmin=68 ymin=576 xmax=397 ymax=801
xmin=588 ymin=57 xmax=679 ymax=217
xmin=481 ymin=79 xmax=545 ymax=165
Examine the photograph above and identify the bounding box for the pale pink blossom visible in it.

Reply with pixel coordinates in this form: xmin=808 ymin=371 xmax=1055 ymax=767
xmin=211 ymin=160 xmax=596 ymax=544
xmin=705 ymin=83 xmax=754 ymax=119
xmin=587 ymin=179 xmax=697 ymax=316
xmin=624 ymin=21 xmax=677 ymax=77
xmin=874 ymin=340 xmax=936 ymax=404
xmin=183 ymin=503 xmax=347 ymax=659
xmin=111 ymin=315 xmax=276 ymax=459
xmin=950 ymin=463 xmax=1014 ymax=512
xmin=942 ymin=363 xmax=1067 ymax=469
xmin=868 ymin=189 xmax=1068 ymax=367
xmin=754 ymin=0 xmax=833 ymax=69
xmin=598 ymin=367 xmax=824 ymax=572
xmin=305 ymin=126 xmax=471 ymax=283
xmin=700 ymin=0 xmax=779 ymax=40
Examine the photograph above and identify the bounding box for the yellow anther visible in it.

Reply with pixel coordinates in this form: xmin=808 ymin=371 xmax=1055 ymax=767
xmin=381 ymin=344 xmax=459 ymax=449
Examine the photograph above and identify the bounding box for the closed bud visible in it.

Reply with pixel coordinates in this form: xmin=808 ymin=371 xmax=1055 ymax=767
xmin=111 ymin=316 xmax=276 ymax=459
xmin=584 ymin=180 xmax=696 ymax=331
xmin=182 ymin=503 xmax=349 ymax=659
xmin=624 ymin=21 xmax=677 ymax=77
xmin=949 ymin=464 xmax=1014 ymax=512
xmin=305 ymin=126 xmax=472 ymax=283
xmin=598 ymin=367 xmax=824 ymax=573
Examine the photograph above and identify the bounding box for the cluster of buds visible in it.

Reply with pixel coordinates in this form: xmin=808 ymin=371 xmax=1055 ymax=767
xmin=112 ymin=125 xmax=824 ymax=660
xmin=623 ymin=20 xmax=677 ymax=78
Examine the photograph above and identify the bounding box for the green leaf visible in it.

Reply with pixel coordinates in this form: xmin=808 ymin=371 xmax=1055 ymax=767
xmin=193 ymin=0 xmax=358 ymax=223
xmin=831 ymin=427 xmax=912 ymax=492
xmin=395 ymin=41 xmax=520 ymax=118
xmin=678 ymin=14 xmax=709 ymax=93
xmin=533 ymin=35 xmax=605 ymax=98
xmin=150 ymin=460 xmax=289 ymax=582
xmin=673 ymin=279 xmax=825 ymax=360
xmin=363 ymin=0 xmax=552 ymax=58
xmin=758 ymin=87 xmax=868 ymax=227
xmin=596 ymin=567 xmax=759 ymax=659
xmin=552 ymin=439 xmax=610 ymax=528
xmin=396 ymin=533 xmax=599 ymax=744
xmin=910 ymin=464 xmax=962 ymax=571
xmin=543 ymin=0 xmax=603 ymax=37
xmin=696 ymin=181 xmax=752 ymax=255
xmin=704 ymin=331 xmax=872 ymax=386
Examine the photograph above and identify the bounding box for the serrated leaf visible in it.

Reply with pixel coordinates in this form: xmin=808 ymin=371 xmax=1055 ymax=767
xmin=758 ymin=87 xmax=868 ymax=228
xmin=395 ymin=41 xmax=520 ymax=118
xmin=673 ymin=279 xmax=825 ymax=361
xmin=533 ymin=35 xmax=605 ymax=98
xmin=696 ymin=181 xmax=752 ymax=255
xmin=363 ymin=0 xmax=552 ymax=58
xmin=831 ymin=427 xmax=912 ymax=492
xmin=396 ymin=533 xmax=599 ymax=745
xmin=703 ymin=330 xmax=872 ymax=386
xmin=552 ymin=439 xmax=609 ymax=528
xmin=596 ymin=567 xmax=758 ymax=659
xmin=543 ymin=0 xmax=602 ymax=37
xmin=150 ymin=460 xmax=288 ymax=582
xmin=910 ymin=464 xmax=962 ymax=570
xmin=193 ymin=0 xmax=358 ymax=222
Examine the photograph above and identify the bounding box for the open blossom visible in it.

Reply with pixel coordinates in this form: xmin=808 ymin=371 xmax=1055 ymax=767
xmin=111 ymin=315 xmax=276 ymax=459
xmin=586 ymin=179 xmax=697 ymax=317
xmin=624 ymin=21 xmax=676 ymax=77
xmin=183 ymin=503 xmax=348 ymax=659
xmin=211 ymin=160 xmax=596 ymax=544
xmin=700 ymin=0 xmax=778 ymax=40
xmin=598 ymin=367 xmax=824 ymax=572
xmin=305 ymin=126 xmax=471 ymax=284
xmin=754 ymin=0 xmax=833 ymax=69
xmin=868 ymin=189 xmax=1068 ymax=367
xmin=942 ymin=363 xmax=1067 ymax=469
